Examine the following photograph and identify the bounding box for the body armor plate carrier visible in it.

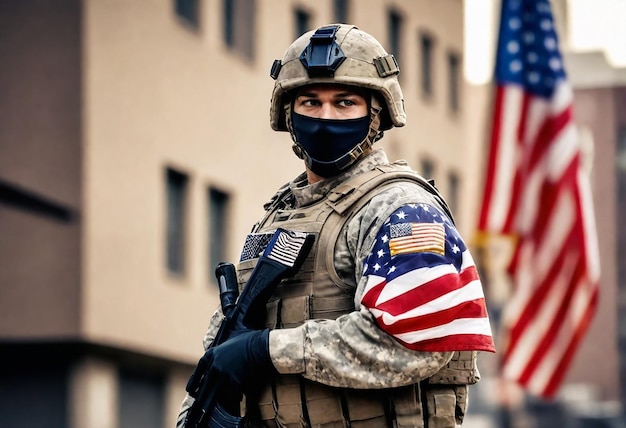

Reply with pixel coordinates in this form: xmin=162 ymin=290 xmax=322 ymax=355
xmin=236 ymin=163 xmax=478 ymax=428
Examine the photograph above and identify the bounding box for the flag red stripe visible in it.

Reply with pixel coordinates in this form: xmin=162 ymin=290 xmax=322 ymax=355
xmin=377 ymin=298 xmax=489 ymax=334
xmin=528 ymin=105 xmax=573 ymax=171
xmin=502 ymin=92 xmax=532 ymax=233
xmin=397 ymin=334 xmax=496 ymax=352
xmin=360 ymin=279 xmax=386 ymax=308
xmin=478 ymin=86 xmax=506 ymax=230
xmin=374 ymin=266 xmax=479 ymax=316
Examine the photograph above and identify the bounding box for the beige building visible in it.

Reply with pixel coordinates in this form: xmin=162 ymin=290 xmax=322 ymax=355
xmin=0 ymin=1 xmax=478 ymax=427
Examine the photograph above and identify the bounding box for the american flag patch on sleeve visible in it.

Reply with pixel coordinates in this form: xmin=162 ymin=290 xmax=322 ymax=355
xmin=389 ymin=222 xmax=445 ymax=256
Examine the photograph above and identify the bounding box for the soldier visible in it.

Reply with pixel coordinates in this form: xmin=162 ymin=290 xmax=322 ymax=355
xmin=177 ymin=24 xmax=495 ymax=428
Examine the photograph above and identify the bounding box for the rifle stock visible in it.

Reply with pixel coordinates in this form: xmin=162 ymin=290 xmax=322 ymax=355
xmin=183 ymin=228 xmax=314 ymax=428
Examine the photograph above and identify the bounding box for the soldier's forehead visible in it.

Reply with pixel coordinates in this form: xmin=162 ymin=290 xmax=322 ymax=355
xmin=294 ymin=84 xmax=368 ymax=97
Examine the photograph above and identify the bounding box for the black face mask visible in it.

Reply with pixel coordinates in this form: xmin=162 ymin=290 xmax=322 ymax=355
xmin=291 ymin=111 xmax=370 ymax=178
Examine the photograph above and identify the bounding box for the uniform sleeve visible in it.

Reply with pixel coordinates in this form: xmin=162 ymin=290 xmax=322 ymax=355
xmin=269 ymin=307 xmax=453 ymax=389
xmin=359 ymin=203 xmax=495 ymax=353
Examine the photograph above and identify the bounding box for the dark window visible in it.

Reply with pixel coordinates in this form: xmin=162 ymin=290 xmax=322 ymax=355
xmin=223 ymin=0 xmax=256 ymax=61
xmin=448 ymin=51 xmax=461 ymax=113
xmin=208 ymin=187 xmax=230 ymax=278
xmin=333 ymin=0 xmax=349 ymax=23
xmin=166 ymin=168 xmax=188 ymax=275
xmin=175 ymin=0 xmax=200 ymax=28
xmin=0 ymin=365 xmax=68 ymax=427
xmin=294 ymin=8 xmax=310 ymax=38
xmin=118 ymin=369 xmax=165 ymax=428
xmin=420 ymin=158 xmax=435 ymax=181
xmin=388 ymin=10 xmax=403 ymax=74
xmin=420 ymin=32 xmax=434 ymax=98
xmin=447 ymin=171 xmax=460 ymax=214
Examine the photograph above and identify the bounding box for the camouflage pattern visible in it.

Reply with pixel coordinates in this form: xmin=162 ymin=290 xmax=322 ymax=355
xmin=177 ymin=150 xmax=480 ymax=427
xmin=270 ymin=24 xmax=406 ymax=132
xmin=263 ymin=150 xmax=454 ymax=388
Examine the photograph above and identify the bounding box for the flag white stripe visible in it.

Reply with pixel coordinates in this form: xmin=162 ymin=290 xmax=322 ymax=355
xmin=548 ymin=121 xmax=578 ymax=182
xmin=578 ymin=169 xmax=601 ymax=281
xmin=488 ymin=86 xmax=524 ymax=231
xmin=376 ymin=280 xmax=486 ymax=325
xmin=375 ymin=264 xmax=456 ymax=304
xmin=522 ymin=96 xmax=549 ymax=149
xmin=396 ymin=318 xmax=493 ymax=344
xmin=372 ymin=250 xmax=477 ymax=305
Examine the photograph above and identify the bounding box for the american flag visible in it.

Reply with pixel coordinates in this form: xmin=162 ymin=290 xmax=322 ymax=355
xmin=360 ymin=203 xmax=495 ymax=353
xmin=477 ymin=0 xmax=600 ymax=398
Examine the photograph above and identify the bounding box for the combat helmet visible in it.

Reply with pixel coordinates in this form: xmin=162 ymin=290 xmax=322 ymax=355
xmin=269 ymin=24 xmax=406 ymax=133
xmin=269 ymin=24 xmax=406 ymax=177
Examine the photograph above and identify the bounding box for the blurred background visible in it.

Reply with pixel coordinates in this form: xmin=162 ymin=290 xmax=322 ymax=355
xmin=0 ymin=0 xmax=624 ymax=427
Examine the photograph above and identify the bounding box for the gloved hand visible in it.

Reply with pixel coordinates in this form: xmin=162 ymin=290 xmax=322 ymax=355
xmin=208 ymin=329 xmax=274 ymax=393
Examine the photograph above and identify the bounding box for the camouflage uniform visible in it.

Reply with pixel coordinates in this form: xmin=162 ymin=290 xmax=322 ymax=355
xmin=177 ymin=23 xmax=489 ymax=428
xmin=177 ymin=150 xmax=481 ymax=427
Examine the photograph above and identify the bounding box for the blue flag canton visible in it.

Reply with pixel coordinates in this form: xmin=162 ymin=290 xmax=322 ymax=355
xmin=362 ymin=203 xmax=467 ymax=280
xmin=496 ymin=0 xmax=566 ymax=98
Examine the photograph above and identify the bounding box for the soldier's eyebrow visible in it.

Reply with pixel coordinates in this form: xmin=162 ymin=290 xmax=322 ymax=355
xmin=295 ymin=90 xmax=320 ymax=99
xmin=332 ymin=90 xmax=364 ymax=99
xmin=295 ymin=90 xmax=364 ymax=100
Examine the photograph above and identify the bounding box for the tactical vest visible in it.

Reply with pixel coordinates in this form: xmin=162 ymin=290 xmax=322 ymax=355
xmin=236 ymin=163 xmax=478 ymax=428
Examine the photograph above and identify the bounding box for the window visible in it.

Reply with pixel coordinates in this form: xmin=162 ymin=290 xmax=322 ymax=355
xmin=420 ymin=158 xmax=435 ymax=181
xmin=208 ymin=187 xmax=230 ymax=279
xmin=447 ymin=171 xmax=460 ymax=214
xmin=294 ymin=8 xmax=310 ymax=38
xmin=333 ymin=0 xmax=349 ymax=23
xmin=420 ymin=32 xmax=434 ymax=98
xmin=118 ymin=369 xmax=165 ymax=428
xmin=388 ymin=10 xmax=403 ymax=74
xmin=166 ymin=168 xmax=188 ymax=275
xmin=448 ymin=51 xmax=461 ymax=113
xmin=175 ymin=0 xmax=200 ymax=28
xmin=223 ymin=0 xmax=256 ymax=61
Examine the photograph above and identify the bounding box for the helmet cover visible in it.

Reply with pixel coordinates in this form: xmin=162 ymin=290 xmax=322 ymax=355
xmin=269 ymin=24 xmax=406 ymax=132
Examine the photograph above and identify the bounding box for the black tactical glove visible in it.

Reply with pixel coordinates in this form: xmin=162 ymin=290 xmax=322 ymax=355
xmin=208 ymin=329 xmax=274 ymax=393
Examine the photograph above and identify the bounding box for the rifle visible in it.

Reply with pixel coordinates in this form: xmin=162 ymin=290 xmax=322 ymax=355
xmin=183 ymin=228 xmax=314 ymax=428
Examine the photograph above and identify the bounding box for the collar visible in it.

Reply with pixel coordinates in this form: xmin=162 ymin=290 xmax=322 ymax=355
xmin=289 ymin=149 xmax=389 ymax=207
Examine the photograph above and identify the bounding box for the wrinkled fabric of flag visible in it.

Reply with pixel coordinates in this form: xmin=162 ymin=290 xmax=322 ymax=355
xmin=360 ymin=203 xmax=495 ymax=353
xmin=477 ymin=0 xmax=600 ymax=398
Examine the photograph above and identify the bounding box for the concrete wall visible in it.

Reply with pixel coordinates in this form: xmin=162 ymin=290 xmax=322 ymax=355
xmin=0 ymin=0 xmax=82 ymax=338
